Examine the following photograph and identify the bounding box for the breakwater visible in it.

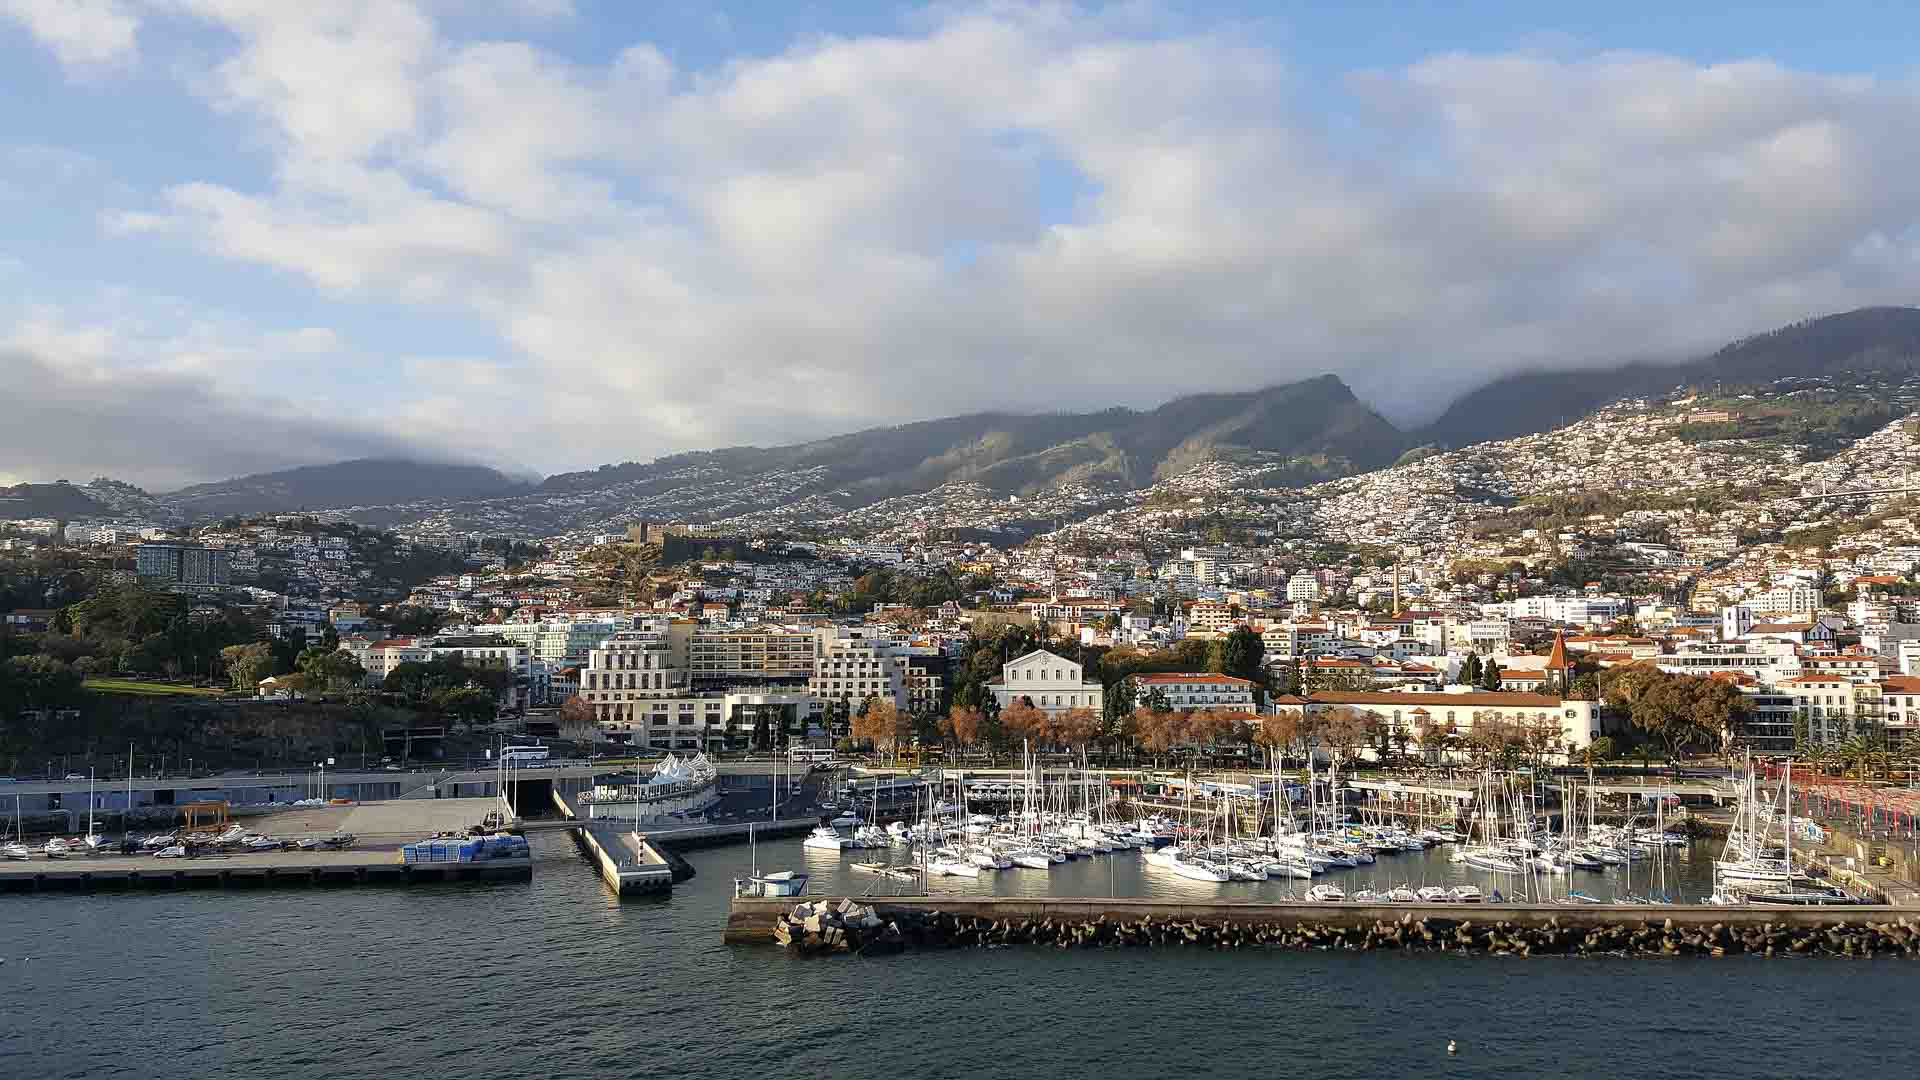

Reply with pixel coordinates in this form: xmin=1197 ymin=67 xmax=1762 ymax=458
xmin=731 ymin=896 xmax=1918 ymax=958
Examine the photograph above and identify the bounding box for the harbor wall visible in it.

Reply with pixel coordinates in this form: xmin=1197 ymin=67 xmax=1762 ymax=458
xmin=723 ymin=895 xmax=1905 ymax=945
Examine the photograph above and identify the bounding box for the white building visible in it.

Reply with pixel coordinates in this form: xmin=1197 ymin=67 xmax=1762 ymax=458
xmin=809 ymin=629 xmax=909 ymax=712
xmin=1134 ymin=672 xmax=1256 ymax=712
xmin=1286 ymin=572 xmax=1321 ymax=602
xmin=991 ymin=649 xmax=1104 ymax=715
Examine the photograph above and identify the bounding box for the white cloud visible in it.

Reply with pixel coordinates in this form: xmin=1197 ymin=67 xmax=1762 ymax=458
xmin=0 ymin=0 xmax=139 ymax=71
xmin=71 ymin=5 xmax=1920 ymax=478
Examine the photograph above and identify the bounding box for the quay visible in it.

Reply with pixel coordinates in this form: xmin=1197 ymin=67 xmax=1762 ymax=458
xmin=723 ymin=894 xmax=1907 ymax=946
xmin=0 ymin=798 xmax=529 ymax=893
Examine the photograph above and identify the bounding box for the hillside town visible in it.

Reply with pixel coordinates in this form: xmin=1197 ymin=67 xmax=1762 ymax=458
xmin=6 ymin=373 xmax=1920 ymax=775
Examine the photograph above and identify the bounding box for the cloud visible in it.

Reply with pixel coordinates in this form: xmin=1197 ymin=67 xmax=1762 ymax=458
xmin=41 ymin=4 xmax=1920 ymax=481
xmin=0 ymin=344 xmax=437 ymax=490
xmin=0 ymin=0 xmax=139 ymax=71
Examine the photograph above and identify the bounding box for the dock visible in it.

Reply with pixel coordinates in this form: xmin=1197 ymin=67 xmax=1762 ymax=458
xmin=0 ymin=797 xmax=530 ymax=893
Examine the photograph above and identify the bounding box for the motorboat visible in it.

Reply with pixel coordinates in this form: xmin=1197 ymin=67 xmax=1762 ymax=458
xmin=1387 ymin=885 xmax=1419 ymax=903
xmin=802 ymin=826 xmax=855 ymax=852
xmin=154 ymin=844 xmax=187 ymax=859
xmin=1305 ymin=883 xmax=1346 ymax=902
xmin=1351 ymin=887 xmax=1383 ymax=902
xmin=1416 ymin=886 xmax=1450 ymax=903
xmin=43 ymin=838 xmax=73 ymax=859
xmin=1447 ymin=885 xmax=1484 ymax=903
xmin=0 ymin=841 xmax=29 ymax=861
xmin=734 ymin=870 xmax=810 ymax=898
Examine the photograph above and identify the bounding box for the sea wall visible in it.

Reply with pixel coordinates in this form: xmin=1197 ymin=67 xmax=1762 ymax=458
xmin=727 ymin=896 xmax=1917 ymax=958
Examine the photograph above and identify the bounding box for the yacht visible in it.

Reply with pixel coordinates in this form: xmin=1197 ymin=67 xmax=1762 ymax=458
xmin=802 ymin=826 xmax=855 ymax=852
xmin=1451 ymin=847 xmax=1523 ymax=873
xmin=999 ymin=844 xmax=1056 ymax=871
xmin=1740 ymin=885 xmax=1858 ymax=906
xmin=1447 ymin=885 xmax=1485 ymax=903
xmin=1305 ymin=883 xmax=1347 ymax=902
xmin=1388 ymin=885 xmax=1419 ymax=903
xmin=928 ymin=848 xmax=983 ymax=877
xmin=0 ymin=841 xmax=29 ymax=861
xmin=43 ymin=838 xmax=73 ymax=859
xmin=1168 ymin=856 xmax=1232 ymax=883
xmin=1416 ymin=886 xmax=1451 ymax=903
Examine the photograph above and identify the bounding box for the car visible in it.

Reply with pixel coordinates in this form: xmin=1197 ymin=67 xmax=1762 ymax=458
xmin=65 ymin=773 xmax=86 ymax=780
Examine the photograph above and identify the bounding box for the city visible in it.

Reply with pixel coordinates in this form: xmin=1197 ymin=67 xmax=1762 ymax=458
xmin=4 ymin=3 xmax=1920 ymax=1078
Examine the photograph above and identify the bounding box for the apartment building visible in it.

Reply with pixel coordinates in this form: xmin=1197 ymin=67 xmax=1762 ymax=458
xmin=135 ymin=542 xmax=231 ymax=587
xmin=578 ymin=632 xmax=814 ymax=750
xmin=687 ymin=626 xmax=817 ymax=686
xmin=1134 ymin=672 xmax=1256 ymax=712
xmin=808 ymin=631 xmax=908 ymax=712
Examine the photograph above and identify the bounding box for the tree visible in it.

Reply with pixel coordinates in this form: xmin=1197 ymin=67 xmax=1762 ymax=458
xmin=430 ymin=685 xmax=495 ymax=726
xmin=1579 ymin=735 xmax=1617 ymax=765
xmin=1460 ymin=652 xmax=1483 ymax=688
xmin=1057 ymin=707 xmax=1101 ymax=755
xmin=558 ymin=694 xmax=597 ymax=740
xmin=1255 ymin=711 xmax=1300 ymax=765
xmin=1208 ymin=626 xmax=1266 ymax=685
xmin=220 ymin=642 xmax=279 ymax=691
xmin=999 ymin=699 xmax=1048 ymax=749
xmin=1313 ymin=705 xmax=1370 ymax=767
xmin=1480 ymin=658 xmax=1504 ymax=691
xmin=299 ymin=650 xmax=365 ymax=695
xmin=1272 ymin=657 xmax=1303 ymax=697
xmin=851 ymin=696 xmax=903 ymax=757
xmin=939 ymin=705 xmax=982 ymax=752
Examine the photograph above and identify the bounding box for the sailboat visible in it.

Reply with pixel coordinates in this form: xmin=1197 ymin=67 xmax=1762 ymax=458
xmin=2 ymin=795 xmax=29 ymax=860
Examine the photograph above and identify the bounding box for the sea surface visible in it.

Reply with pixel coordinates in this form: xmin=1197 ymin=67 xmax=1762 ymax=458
xmin=3 ymin=833 xmax=1915 ymax=1080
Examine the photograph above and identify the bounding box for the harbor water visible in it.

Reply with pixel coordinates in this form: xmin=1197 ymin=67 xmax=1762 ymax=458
xmin=2 ymin=831 xmax=1914 ymax=1079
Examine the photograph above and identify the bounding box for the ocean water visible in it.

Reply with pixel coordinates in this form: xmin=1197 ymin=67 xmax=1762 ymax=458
xmin=2 ymin=833 xmax=1914 ymax=1079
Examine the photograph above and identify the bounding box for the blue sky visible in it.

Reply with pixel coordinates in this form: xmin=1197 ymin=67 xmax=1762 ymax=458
xmin=3 ymin=1 xmax=1919 ymax=488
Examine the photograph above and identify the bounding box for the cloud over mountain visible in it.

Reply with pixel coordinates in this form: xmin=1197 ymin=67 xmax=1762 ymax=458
xmin=5 ymin=4 xmax=1920 ymax=482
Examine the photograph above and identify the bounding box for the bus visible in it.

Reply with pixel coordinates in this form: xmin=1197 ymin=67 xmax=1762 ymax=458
xmin=787 ymin=747 xmax=838 ymax=765
xmin=501 ymin=744 xmax=550 ymax=767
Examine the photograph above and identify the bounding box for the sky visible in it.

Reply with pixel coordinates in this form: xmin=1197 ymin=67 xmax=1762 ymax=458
xmin=3 ymin=1 xmax=1920 ymax=490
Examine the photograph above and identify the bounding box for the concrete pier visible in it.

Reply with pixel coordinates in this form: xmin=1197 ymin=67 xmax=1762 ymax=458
xmin=0 ymin=848 xmax=530 ymax=891
xmin=723 ymin=895 xmax=1901 ymax=945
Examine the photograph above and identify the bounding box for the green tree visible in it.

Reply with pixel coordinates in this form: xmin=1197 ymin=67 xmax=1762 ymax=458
xmin=1480 ymin=658 xmax=1503 ymax=691
xmin=1459 ymin=652 xmax=1483 ymax=687
xmin=220 ymin=641 xmax=280 ymax=690
xmin=1208 ymin=625 xmax=1266 ymax=686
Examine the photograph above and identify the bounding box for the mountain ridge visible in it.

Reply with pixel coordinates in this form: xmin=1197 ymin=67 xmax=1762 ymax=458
xmin=5 ymin=306 xmax=1919 ymax=530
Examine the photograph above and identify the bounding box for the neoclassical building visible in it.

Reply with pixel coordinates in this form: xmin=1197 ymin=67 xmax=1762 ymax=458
xmin=990 ymin=649 xmax=1104 ymax=715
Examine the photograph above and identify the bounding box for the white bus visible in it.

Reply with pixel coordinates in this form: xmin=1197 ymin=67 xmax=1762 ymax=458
xmin=787 ymin=747 xmax=838 ymax=765
xmin=501 ymin=744 xmax=550 ymax=767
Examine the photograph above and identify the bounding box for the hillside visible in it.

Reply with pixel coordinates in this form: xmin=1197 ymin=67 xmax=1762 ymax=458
xmin=164 ymin=459 xmax=528 ymax=517
xmin=542 ymin=375 xmax=1406 ymax=504
xmin=0 ymin=481 xmax=107 ymax=519
xmin=1417 ymin=306 xmax=1920 ymax=450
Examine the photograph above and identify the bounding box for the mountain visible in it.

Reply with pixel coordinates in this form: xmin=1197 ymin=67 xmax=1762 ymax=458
xmin=163 ymin=459 xmax=529 ymax=517
xmin=0 ymin=481 xmax=108 ymax=519
xmin=1417 ymin=306 xmax=1920 ymax=450
xmin=543 ymin=374 xmax=1407 ymax=504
